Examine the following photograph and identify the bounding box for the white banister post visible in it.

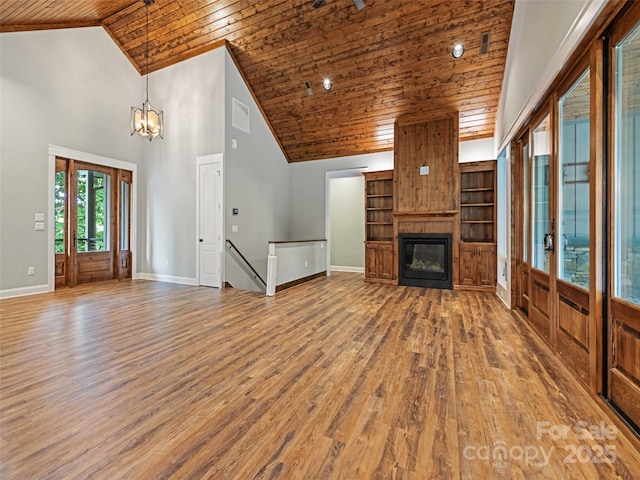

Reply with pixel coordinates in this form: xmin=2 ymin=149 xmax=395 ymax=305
xmin=266 ymin=242 xmax=277 ymax=296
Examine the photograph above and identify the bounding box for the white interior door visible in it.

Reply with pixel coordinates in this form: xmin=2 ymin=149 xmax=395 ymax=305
xmin=198 ymin=157 xmax=223 ymax=288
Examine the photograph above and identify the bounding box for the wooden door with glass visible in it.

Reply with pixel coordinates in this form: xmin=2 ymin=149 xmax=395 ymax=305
xmin=555 ymin=62 xmax=594 ymax=384
xmin=607 ymin=10 xmax=640 ymax=428
xmin=55 ymin=158 xmax=132 ymax=287
xmin=528 ymin=111 xmax=556 ymax=344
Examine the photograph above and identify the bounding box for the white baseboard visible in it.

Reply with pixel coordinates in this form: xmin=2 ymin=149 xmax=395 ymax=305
xmin=0 ymin=283 xmax=51 ymax=299
xmin=137 ymin=273 xmax=198 ymax=286
xmin=330 ymin=265 xmax=364 ymax=273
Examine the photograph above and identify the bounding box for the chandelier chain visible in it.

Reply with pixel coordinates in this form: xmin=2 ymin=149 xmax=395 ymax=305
xmin=145 ymin=0 xmax=149 ymax=101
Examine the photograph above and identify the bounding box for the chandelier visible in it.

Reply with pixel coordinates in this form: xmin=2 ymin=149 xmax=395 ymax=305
xmin=130 ymin=0 xmax=163 ymax=141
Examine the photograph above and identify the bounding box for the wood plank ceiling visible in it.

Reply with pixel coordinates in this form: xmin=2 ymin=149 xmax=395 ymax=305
xmin=1 ymin=0 xmax=515 ymax=163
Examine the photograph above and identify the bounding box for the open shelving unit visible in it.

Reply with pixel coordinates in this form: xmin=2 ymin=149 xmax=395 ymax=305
xmin=459 ymin=160 xmax=497 ymax=290
xmin=460 ymin=163 xmax=496 ymax=243
xmin=364 ymin=171 xmax=394 ymax=242
xmin=363 ymin=170 xmax=395 ymax=283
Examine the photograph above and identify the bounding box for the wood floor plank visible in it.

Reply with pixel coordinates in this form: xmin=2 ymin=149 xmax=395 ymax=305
xmin=1 ymin=273 xmax=639 ymax=479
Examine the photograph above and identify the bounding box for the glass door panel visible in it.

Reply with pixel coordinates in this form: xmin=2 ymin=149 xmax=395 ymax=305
xmin=558 ymin=69 xmax=590 ymax=289
xmin=523 ymin=142 xmax=530 ymax=263
xmin=76 ymin=169 xmax=111 ymax=253
xmin=614 ymin=22 xmax=640 ymax=306
xmin=532 ymin=114 xmax=551 ymax=273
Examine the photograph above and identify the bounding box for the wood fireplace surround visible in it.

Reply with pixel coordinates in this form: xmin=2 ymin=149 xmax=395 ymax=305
xmin=392 ymin=112 xmax=460 ymax=287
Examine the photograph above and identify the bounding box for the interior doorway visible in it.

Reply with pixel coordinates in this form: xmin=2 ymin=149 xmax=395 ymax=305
xmin=326 ymin=171 xmax=365 ymax=274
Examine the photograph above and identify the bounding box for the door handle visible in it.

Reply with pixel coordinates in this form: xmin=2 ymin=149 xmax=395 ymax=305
xmin=199 ymin=239 xmax=203 ymax=243
xmin=544 ymin=233 xmax=554 ymax=252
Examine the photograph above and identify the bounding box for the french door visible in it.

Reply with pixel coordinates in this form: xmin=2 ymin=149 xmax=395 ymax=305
xmin=54 ymin=158 xmax=132 ymax=287
xmin=528 ymin=111 xmax=556 ymax=344
xmin=511 ymin=2 xmax=640 ymax=432
xmin=607 ymin=9 xmax=640 ymax=427
xmin=518 ymin=65 xmax=596 ymax=386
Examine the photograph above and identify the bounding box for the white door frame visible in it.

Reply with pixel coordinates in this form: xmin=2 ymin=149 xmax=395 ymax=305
xmin=196 ymin=153 xmax=225 ymax=287
xmin=325 ymin=168 xmax=367 ymax=275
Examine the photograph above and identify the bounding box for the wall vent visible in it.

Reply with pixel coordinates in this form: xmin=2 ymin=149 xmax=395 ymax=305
xmin=480 ymin=32 xmax=490 ymax=54
xmin=232 ymin=97 xmax=250 ymax=133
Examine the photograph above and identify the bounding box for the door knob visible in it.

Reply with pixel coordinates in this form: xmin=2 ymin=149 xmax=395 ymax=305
xmin=199 ymin=239 xmax=203 ymax=242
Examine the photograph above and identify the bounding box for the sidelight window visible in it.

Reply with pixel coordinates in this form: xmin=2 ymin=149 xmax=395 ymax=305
xmin=55 ymin=171 xmax=65 ymax=254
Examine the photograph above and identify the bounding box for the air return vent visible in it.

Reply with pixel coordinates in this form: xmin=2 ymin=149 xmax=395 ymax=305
xmin=480 ymin=32 xmax=490 ymax=54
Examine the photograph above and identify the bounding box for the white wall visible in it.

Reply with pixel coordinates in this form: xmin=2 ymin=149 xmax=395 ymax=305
xmin=290 ymin=151 xmax=394 ymax=240
xmin=459 ymin=137 xmax=495 ymax=163
xmin=269 ymin=240 xmax=326 ymax=289
xmin=224 ymin=51 xmax=290 ymax=289
xmin=139 ymin=48 xmax=226 ymax=283
xmin=329 ymin=176 xmax=364 ymax=270
xmin=496 ymin=0 xmax=607 ymax=149
xmin=0 ymin=27 xmax=141 ymax=293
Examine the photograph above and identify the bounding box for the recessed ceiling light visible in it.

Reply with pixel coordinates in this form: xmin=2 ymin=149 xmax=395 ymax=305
xmin=452 ymin=43 xmax=464 ymax=59
xmin=322 ymin=78 xmax=332 ymax=91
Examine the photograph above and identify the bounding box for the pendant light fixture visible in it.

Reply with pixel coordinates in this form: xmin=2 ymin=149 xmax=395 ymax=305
xmin=130 ymin=0 xmax=163 ymax=141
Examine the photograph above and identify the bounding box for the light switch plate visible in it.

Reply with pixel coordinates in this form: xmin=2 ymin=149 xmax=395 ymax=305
xmin=232 ymin=225 xmax=239 ymax=233
xmin=420 ymin=166 xmax=429 ymax=175
xmin=35 ymin=213 xmax=45 ymax=221
xmin=35 ymin=221 xmax=45 ymax=231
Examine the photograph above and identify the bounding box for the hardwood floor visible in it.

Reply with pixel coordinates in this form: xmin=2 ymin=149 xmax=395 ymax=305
xmin=1 ymin=273 xmax=639 ymax=479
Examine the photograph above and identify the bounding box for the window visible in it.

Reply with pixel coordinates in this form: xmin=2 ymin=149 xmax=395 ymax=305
xmin=558 ymin=69 xmax=590 ymax=289
xmin=120 ymin=181 xmax=130 ymax=251
xmin=55 ymin=171 xmax=65 ymax=254
xmin=614 ymin=22 xmax=640 ymax=305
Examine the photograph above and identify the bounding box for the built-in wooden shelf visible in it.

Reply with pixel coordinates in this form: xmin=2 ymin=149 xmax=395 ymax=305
xmin=460 ymin=161 xmax=496 ymax=244
xmin=364 ymin=170 xmax=396 ymax=284
xmin=459 ymin=160 xmax=497 ymax=290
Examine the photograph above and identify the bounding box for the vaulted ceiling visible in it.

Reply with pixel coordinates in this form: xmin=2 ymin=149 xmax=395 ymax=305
xmin=0 ymin=0 xmax=515 ymax=162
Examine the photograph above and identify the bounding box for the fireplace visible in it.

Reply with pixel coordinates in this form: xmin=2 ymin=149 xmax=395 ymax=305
xmin=398 ymin=233 xmax=453 ymax=289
